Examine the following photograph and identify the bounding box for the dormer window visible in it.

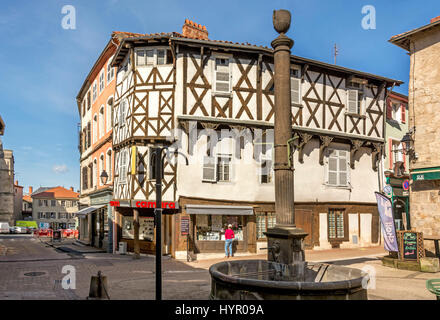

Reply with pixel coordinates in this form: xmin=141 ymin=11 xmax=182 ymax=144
xmin=214 ymin=57 xmax=231 ymax=95
xmin=135 ymin=48 xmax=172 ymax=67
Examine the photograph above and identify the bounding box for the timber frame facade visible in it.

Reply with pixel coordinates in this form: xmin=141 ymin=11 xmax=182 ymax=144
xmin=110 ymin=32 xmax=402 ymax=257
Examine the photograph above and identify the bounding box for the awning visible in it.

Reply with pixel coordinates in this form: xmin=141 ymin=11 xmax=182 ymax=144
xmin=75 ymin=205 xmax=105 ymax=218
xmin=411 ymin=167 xmax=440 ymax=181
xmin=185 ymin=204 xmax=254 ymax=216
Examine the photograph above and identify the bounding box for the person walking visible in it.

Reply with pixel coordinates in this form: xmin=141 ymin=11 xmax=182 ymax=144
xmin=224 ymin=224 xmax=235 ymax=258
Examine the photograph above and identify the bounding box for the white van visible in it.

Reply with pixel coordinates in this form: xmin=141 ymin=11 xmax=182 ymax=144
xmin=0 ymin=222 xmax=10 ymax=234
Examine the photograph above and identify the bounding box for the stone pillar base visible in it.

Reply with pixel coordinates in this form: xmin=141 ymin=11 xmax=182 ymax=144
xmin=264 ymin=225 xmax=308 ymax=265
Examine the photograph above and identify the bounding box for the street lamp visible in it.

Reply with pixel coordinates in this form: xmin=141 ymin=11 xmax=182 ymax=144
xmin=100 ymin=170 xmax=108 ymax=185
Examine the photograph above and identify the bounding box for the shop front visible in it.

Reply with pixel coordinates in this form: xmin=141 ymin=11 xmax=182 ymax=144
xmin=89 ymin=189 xmax=113 ymax=252
xmin=185 ymin=204 xmax=254 ymax=255
xmin=114 ymin=200 xmax=178 ymax=255
xmin=385 ymin=174 xmax=410 ymax=231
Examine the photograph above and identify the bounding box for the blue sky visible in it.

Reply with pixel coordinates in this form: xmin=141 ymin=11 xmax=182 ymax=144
xmin=0 ymin=0 xmax=439 ymax=193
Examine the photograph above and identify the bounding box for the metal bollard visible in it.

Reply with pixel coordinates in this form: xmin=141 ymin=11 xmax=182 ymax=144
xmin=87 ymin=270 xmax=110 ymax=300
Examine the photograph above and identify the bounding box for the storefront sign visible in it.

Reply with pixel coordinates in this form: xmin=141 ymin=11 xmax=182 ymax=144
xmin=397 ymin=231 xmax=425 ymax=261
xmin=180 ymin=217 xmax=190 ymax=236
xmin=411 ymin=167 xmax=440 ymax=181
xmin=109 ymin=201 xmax=178 ymax=209
xmin=375 ymin=192 xmax=399 ymax=252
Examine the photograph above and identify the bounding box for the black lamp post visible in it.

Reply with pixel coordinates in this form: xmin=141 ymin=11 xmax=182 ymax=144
xmin=100 ymin=170 xmax=109 ymax=185
xmin=401 ymin=132 xmax=413 ymax=154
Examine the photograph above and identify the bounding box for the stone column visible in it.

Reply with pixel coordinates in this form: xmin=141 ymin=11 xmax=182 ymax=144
xmin=265 ymin=10 xmax=307 ymax=266
xmin=133 ymin=208 xmax=140 ymax=259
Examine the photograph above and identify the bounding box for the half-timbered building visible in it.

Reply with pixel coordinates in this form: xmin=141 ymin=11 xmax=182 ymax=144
xmin=110 ymin=20 xmax=402 ymax=258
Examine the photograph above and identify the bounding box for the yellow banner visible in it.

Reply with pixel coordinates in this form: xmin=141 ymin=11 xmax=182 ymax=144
xmin=131 ymin=146 xmax=137 ymax=175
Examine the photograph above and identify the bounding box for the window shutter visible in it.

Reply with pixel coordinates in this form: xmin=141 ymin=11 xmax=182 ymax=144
xmin=401 ymin=104 xmax=406 ymax=123
xmin=389 ymin=138 xmax=393 ymax=170
xmin=120 ymin=150 xmax=127 ymax=183
xmin=386 ymin=99 xmax=392 ymax=119
xmin=291 ymin=78 xmax=301 ymax=104
xmin=339 ymin=151 xmax=348 ymax=186
xmin=215 ymin=58 xmax=231 ymax=93
xmin=119 ymin=100 xmax=126 ymax=127
xmin=347 ymin=90 xmax=358 ymax=114
xmin=202 ymin=156 xmax=217 ymax=182
xmin=327 ymin=150 xmax=338 ymax=186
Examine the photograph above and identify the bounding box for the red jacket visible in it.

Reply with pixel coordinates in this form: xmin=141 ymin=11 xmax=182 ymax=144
xmin=225 ymin=229 xmax=235 ymax=240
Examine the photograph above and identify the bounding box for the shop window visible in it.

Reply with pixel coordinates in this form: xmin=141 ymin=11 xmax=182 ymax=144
xmin=196 ymin=215 xmax=244 ymax=241
xmin=328 ymin=209 xmax=345 ymax=240
xmin=256 ymin=212 xmax=276 ymax=239
xmin=121 ymin=216 xmax=154 ymax=241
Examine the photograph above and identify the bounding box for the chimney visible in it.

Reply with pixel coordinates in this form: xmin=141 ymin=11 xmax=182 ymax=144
xmin=15 ymin=180 xmax=18 ymax=186
xmin=182 ymin=19 xmax=209 ymax=40
xmin=431 ymin=16 xmax=440 ymax=24
xmin=70 ymin=187 xmax=74 ymax=191
xmin=29 ymin=186 xmax=33 ymax=195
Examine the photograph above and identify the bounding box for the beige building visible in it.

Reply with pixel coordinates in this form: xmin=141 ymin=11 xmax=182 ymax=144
xmin=390 ymin=15 xmax=440 ymax=254
xmin=32 ymin=186 xmax=79 ymax=230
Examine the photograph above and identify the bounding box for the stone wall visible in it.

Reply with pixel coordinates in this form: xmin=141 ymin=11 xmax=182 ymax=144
xmin=0 ymin=141 xmax=14 ymax=224
xmin=408 ymin=27 xmax=440 ymax=254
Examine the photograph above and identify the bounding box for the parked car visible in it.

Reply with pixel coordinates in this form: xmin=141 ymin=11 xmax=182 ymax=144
xmin=10 ymin=226 xmax=28 ymax=234
xmin=0 ymin=222 xmax=10 ymax=234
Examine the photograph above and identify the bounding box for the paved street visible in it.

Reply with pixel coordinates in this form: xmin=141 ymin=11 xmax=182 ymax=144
xmin=0 ymin=234 xmax=438 ymax=300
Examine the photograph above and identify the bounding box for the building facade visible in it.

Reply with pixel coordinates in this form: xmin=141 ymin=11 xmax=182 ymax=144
xmin=13 ymin=181 xmax=23 ymax=222
xmin=76 ymin=32 xmax=138 ymax=252
xmin=390 ymin=15 xmax=440 ymax=254
xmin=0 ymin=116 xmax=15 ymax=225
xmin=383 ymin=91 xmax=410 ymax=231
xmin=32 ymin=186 xmax=79 ymax=230
xmin=109 ymin=20 xmax=402 ymax=258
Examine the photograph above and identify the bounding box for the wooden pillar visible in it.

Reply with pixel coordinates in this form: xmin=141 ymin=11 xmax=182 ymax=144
xmin=133 ymin=208 xmax=140 ymax=259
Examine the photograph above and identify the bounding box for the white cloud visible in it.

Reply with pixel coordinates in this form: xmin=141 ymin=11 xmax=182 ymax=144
xmin=52 ymin=164 xmax=68 ymax=174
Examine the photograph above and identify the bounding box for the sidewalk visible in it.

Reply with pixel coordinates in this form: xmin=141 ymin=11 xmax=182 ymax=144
xmin=40 ymin=238 xmax=106 ymax=255
xmin=180 ymin=246 xmax=388 ymax=270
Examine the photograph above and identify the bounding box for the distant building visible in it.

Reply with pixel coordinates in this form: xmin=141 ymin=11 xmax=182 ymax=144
xmin=22 ymin=186 xmax=33 ymax=220
xmin=390 ymin=15 xmax=440 ymax=254
xmin=32 ymin=186 xmax=79 ymax=229
xmin=0 ymin=115 xmax=15 ymax=225
xmin=13 ymin=181 xmax=23 ymax=222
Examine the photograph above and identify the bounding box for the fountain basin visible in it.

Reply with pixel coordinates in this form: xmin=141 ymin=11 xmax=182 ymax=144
xmin=209 ymin=260 xmax=368 ymax=300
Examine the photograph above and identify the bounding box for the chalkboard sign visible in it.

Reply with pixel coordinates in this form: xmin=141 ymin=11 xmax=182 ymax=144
xmin=397 ymin=231 xmax=425 ymax=261
xmin=181 ymin=217 xmax=190 ymax=236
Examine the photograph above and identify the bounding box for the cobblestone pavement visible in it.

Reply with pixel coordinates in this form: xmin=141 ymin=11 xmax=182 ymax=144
xmin=0 ymin=235 xmax=438 ymax=300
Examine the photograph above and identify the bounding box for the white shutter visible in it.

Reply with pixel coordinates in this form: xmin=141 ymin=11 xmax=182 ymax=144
xmin=119 ymin=150 xmax=127 ymax=184
xmin=119 ymin=99 xmax=127 ymax=127
xmin=338 ymin=150 xmax=348 ymax=186
xmin=215 ymin=58 xmax=231 ymax=93
xmin=290 ymin=78 xmax=301 ymax=104
xmin=347 ymin=90 xmax=358 ymax=114
xmin=202 ymin=156 xmax=217 ymax=182
xmin=328 ymin=152 xmax=338 ymax=186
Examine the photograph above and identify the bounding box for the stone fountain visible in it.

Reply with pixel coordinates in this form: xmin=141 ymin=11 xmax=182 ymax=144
xmin=209 ymin=9 xmax=369 ymax=300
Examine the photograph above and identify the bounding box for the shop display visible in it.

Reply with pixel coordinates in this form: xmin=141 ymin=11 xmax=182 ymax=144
xmin=196 ymin=214 xmax=244 ymax=242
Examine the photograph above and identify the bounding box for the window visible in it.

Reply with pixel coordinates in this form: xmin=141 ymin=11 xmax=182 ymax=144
xmin=122 ymin=216 xmax=155 ymax=241
xmin=391 ymin=140 xmax=404 ymax=164
xmin=119 ymin=99 xmax=128 ymax=127
xmin=99 ymin=70 xmax=105 ymax=93
xmin=260 ymin=155 xmax=273 ymax=184
xmin=106 ymin=98 xmax=113 ymax=132
xmin=99 ymin=106 xmax=105 ymax=138
xmin=196 ymin=215 xmax=244 ymax=241
xmin=119 ymin=150 xmax=128 ymax=184
xmin=392 ymin=103 xmax=402 ymax=123
xmin=50 ymin=212 xmax=56 ymax=219
xmin=61 ymin=200 xmax=65 ymax=206
xmin=44 ymin=200 xmax=48 ymax=207
xmin=217 ymin=156 xmax=231 ymax=182
xmin=107 ymin=150 xmax=112 ymax=181
xmin=214 ymin=57 xmax=231 ymax=94
xmin=38 ymin=212 xmax=43 ymax=219
xmin=92 ymin=81 xmax=97 ymax=102
xmin=82 ymin=100 xmax=86 ymax=117
xmin=290 ymin=68 xmax=301 ymax=105
xmin=346 ymin=81 xmax=364 ymax=115
xmin=256 ymin=212 xmax=276 ymax=239
xmin=107 ymin=58 xmax=115 ymax=83
xmin=136 ymin=48 xmax=172 ymax=66
xmin=82 ymin=166 xmax=88 ymax=190
xmin=93 ymin=114 xmax=98 ymax=143
xmin=87 ymin=122 xmax=91 ymax=148
xmin=93 ymin=159 xmax=97 ymax=188
xmin=51 ymin=200 xmax=56 ymax=207
xmin=328 ymin=209 xmax=345 ymax=240
xmin=87 ymin=91 xmax=91 ymax=110
xmin=88 ymin=163 xmax=93 ymax=188
xmin=326 ymin=149 xmax=349 ymax=187
xmin=136 ymin=49 xmax=154 ymax=66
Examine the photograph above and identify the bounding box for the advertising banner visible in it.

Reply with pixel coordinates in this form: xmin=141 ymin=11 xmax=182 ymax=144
xmin=375 ymin=192 xmax=399 ymax=252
